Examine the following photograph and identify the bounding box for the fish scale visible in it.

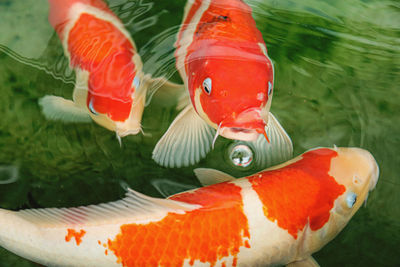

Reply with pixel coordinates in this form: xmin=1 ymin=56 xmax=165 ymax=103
xmin=0 ymin=146 xmax=379 ymax=266
xmin=108 ymin=182 xmax=249 ymax=267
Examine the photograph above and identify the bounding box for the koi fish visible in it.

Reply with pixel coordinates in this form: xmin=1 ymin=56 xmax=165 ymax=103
xmin=0 ymin=147 xmax=379 ymax=266
xmin=152 ymin=0 xmax=293 ymax=168
xmin=39 ymin=0 xmax=181 ymax=137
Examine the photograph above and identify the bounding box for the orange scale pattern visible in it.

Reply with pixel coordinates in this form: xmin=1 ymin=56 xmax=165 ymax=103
xmin=107 ymin=183 xmax=250 ymax=267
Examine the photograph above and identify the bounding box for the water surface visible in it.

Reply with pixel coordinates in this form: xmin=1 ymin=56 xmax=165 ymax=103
xmin=0 ymin=0 xmax=399 ymax=266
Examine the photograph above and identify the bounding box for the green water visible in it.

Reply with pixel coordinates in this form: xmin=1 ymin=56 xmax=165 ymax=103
xmin=0 ymin=0 xmax=399 ymax=266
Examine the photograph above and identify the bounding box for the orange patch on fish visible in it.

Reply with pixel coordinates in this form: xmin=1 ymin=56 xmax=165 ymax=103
xmin=68 ymin=13 xmax=136 ymax=121
xmin=65 ymin=229 xmax=86 ymax=246
xmin=248 ymin=148 xmax=346 ymax=239
xmin=107 ymin=183 xmax=249 ymax=267
xmin=181 ymin=0 xmax=273 ymax=128
xmin=68 ymin=13 xmax=132 ymax=69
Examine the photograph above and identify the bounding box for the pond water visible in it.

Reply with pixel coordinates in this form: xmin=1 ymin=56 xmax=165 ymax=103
xmin=0 ymin=0 xmax=399 ymax=266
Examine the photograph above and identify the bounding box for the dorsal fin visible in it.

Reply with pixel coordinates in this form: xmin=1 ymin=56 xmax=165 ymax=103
xmin=38 ymin=95 xmax=92 ymax=123
xmin=194 ymin=168 xmax=236 ymax=186
xmin=15 ymin=188 xmax=200 ymax=227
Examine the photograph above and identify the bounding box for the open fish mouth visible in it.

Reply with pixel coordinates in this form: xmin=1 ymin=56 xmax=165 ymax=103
xmin=219 ymin=127 xmax=260 ymax=141
xmin=218 ymin=107 xmax=269 ymax=142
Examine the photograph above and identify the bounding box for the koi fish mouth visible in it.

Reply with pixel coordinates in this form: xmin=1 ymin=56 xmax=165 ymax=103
xmin=220 ymin=127 xmax=260 ymax=141
xmin=219 ymin=107 xmax=268 ymax=142
xmin=116 ymin=127 xmax=141 ymax=137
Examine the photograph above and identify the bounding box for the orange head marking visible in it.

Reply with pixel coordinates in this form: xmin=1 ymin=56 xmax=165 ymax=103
xmin=189 ymin=53 xmax=273 ymax=139
xmin=183 ymin=0 xmax=274 ymax=142
xmin=248 ymin=148 xmax=346 ymax=239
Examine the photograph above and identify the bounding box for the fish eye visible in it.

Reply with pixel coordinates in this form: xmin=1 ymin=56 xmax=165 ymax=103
xmin=133 ymin=75 xmax=140 ymax=89
xmin=346 ymin=192 xmax=357 ymax=208
xmin=203 ymin=77 xmax=212 ymax=95
xmin=88 ymin=99 xmax=98 ymax=115
xmin=268 ymin=81 xmax=273 ymax=95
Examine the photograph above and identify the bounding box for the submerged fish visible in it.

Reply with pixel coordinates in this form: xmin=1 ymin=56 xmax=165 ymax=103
xmin=152 ymin=0 xmax=293 ymax=168
xmin=0 ymin=147 xmax=379 ymax=266
xmin=39 ymin=0 xmax=181 ymax=137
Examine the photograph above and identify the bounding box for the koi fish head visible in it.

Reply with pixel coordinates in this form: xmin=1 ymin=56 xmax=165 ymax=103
xmin=187 ymin=42 xmax=274 ymax=142
xmin=86 ymin=91 xmax=145 ymax=138
xmin=303 ymin=147 xmax=379 ymax=254
xmin=329 ymin=147 xmax=379 ymax=216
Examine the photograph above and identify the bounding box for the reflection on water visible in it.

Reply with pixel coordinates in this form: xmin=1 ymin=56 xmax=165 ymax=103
xmin=0 ymin=0 xmax=399 ymax=266
xmin=0 ymin=165 xmax=19 ymax=185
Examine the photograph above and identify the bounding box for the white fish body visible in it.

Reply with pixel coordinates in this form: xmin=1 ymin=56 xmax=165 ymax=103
xmin=0 ymin=147 xmax=379 ymax=266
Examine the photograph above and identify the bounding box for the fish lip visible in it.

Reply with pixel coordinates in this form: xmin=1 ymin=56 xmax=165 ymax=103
xmin=219 ymin=127 xmax=260 ymax=141
xmin=357 ymin=148 xmax=380 ymax=192
xmin=218 ymin=107 xmax=267 ymax=141
xmin=117 ymin=128 xmax=141 ymax=137
xmin=369 ymin=156 xmax=380 ymax=191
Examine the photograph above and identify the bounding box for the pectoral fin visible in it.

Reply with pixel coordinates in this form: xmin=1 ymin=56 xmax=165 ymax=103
xmin=152 ymin=105 xmax=215 ymax=168
xmin=287 ymin=256 xmax=320 ymax=267
xmin=251 ymin=112 xmax=293 ymax=168
xmin=151 ymin=179 xmax=197 ymax=197
xmin=194 ymin=168 xmax=235 ymax=186
xmin=145 ymin=76 xmax=185 ymax=107
xmin=38 ymin=95 xmax=91 ymax=123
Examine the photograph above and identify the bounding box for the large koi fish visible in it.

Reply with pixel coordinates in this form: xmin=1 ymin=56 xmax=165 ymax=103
xmin=39 ymin=0 xmax=181 ymax=138
xmin=0 ymin=147 xmax=379 ymax=266
xmin=153 ymin=0 xmax=293 ymax=168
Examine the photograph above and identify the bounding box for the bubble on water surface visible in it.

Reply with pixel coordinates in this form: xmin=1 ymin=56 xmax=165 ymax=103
xmin=229 ymin=144 xmax=253 ymax=168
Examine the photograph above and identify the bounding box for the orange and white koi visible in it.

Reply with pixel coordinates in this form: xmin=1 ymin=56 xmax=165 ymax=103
xmin=152 ymin=0 xmax=293 ymax=168
xmin=39 ymin=0 xmax=181 ymax=138
xmin=0 ymin=147 xmax=379 ymax=266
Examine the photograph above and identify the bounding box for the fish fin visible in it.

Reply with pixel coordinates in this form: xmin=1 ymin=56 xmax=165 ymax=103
xmin=177 ymin=93 xmax=191 ymax=110
xmin=13 ymin=188 xmax=200 ymax=227
xmin=286 ymin=257 xmax=320 ymax=267
xmin=149 ymin=76 xmax=184 ymax=91
xmin=152 ymin=105 xmax=215 ymax=168
xmin=144 ymin=76 xmax=185 ymax=107
xmin=151 ymin=179 xmax=198 ymax=197
xmin=38 ymin=95 xmax=92 ymax=123
xmin=251 ymin=112 xmax=293 ymax=168
xmin=193 ymin=168 xmax=236 ymax=186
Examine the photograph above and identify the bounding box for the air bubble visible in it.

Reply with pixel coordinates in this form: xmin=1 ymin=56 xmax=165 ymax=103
xmin=229 ymin=144 xmax=253 ymax=168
